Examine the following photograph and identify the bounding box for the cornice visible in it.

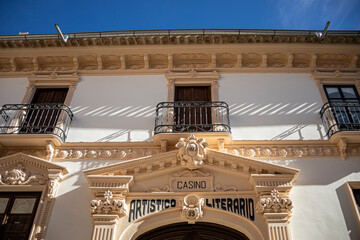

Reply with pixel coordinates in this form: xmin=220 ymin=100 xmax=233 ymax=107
xmin=1 ymin=30 xmax=359 ymax=49
xmin=1 ymin=139 xmax=360 ymax=161
xmin=0 ymin=43 xmax=359 ymax=76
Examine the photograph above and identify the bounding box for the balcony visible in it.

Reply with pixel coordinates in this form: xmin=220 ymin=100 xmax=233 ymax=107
xmin=0 ymin=104 xmax=73 ymax=146
xmin=153 ymin=101 xmax=231 ymax=145
xmin=320 ymin=101 xmax=360 ymax=142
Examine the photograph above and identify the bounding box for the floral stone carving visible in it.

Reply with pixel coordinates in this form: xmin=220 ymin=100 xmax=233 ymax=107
xmin=256 ymin=189 xmax=293 ymax=213
xmin=90 ymin=190 xmax=126 ymax=216
xmin=181 ymin=194 xmax=204 ymax=224
xmin=176 ymin=134 xmax=209 ymax=170
xmin=0 ymin=164 xmax=45 ymax=185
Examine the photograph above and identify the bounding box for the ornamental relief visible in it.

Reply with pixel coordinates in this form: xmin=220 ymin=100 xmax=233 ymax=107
xmin=2 ymin=144 xmax=360 ymax=162
xmin=256 ymin=189 xmax=293 ymax=214
xmin=0 ymin=164 xmax=46 ymax=185
xmin=181 ymin=194 xmax=204 ymax=224
xmin=176 ymin=134 xmax=209 ymax=170
xmin=90 ymin=190 xmax=127 ymax=216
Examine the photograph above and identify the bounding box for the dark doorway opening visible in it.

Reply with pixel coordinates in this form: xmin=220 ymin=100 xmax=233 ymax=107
xmin=174 ymin=86 xmax=212 ymax=132
xmin=20 ymin=88 xmax=68 ymax=134
xmin=136 ymin=222 xmax=250 ymax=240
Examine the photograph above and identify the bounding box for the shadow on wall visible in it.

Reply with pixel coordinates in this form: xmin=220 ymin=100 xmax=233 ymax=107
xmin=68 ymin=101 xmax=324 ymax=141
xmin=336 ymin=183 xmax=360 ymax=239
xmin=229 ymin=101 xmax=324 ymax=140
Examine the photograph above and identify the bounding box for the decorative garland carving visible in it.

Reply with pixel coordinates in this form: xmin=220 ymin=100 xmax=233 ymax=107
xmin=148 ymin=185 xmax=170 ymax=193
xmin=181 ymin=194 xmax=204 ymax=224
xmin=176 ymin=134 xmax=209 ymax=170
xmin=53 ymin=148 xmax=160 ymax=160
xmin=0 ymin=164 xmax=45 ymax=185
xmin=256 ymin=189 xmax=293 ymax=213
xmin=214 ymin=184 xmax=238 ymax=192
xmin=90 ymin=190 xmax=126 ymax=216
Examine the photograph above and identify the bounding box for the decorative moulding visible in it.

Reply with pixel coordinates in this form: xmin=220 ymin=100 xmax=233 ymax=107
xmin=181 ymin=194 xmax=204 ymax=224
xmin=0 ymin=152 xmax=68 ymax=240
xmin=176 ymin=134 xmax=209 ymax=170
xmin=0 ymin=163 xmax=45 ymax=185
xmin=0 ymin=152 xmax=68 ymax=175
xmin=256 ymin=189 xmax=293 ymax=214
xmin=86 ymin=175 xmax=133 ymax=196
xmin=90 ymin=190 xmax=127 ymax=217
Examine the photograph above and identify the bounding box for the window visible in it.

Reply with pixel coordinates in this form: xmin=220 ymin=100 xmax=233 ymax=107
xmin=353 ymin=189 xmax=360 ymax=210
xmin=0 ymin=192 xmax=41 ymax=240
xmin=347 ymin=182 xmax=360 ymax=222
xmin=323 ymin=85 xmax=360 ymax=125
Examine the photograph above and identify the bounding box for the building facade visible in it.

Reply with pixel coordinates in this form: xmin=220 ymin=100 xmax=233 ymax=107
xmin=0 ymin=29 xmax=359 ymax=240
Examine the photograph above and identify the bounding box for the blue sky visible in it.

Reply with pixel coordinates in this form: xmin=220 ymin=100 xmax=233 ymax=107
xmin=0 ymin=0 xmax=359 ymax=35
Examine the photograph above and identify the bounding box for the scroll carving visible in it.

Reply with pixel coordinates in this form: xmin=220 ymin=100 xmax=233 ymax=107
xmin=176 ymin=134 xmax=209 ymax=170
xmin=90 ymin=190 xmax=126 ymax=216
xmin=256 ymin=189 xmax=293 ymax=213
xmin=181 ymin=194 xmax=204 ymax=224
xmin=0 ymin=164 xmax=45 ymax=185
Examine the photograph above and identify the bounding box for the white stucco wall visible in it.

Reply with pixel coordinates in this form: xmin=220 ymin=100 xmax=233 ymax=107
xmin=264 ymin=157 xmax=360 ymax=240
xmin=46 ymin=160 xmax=119 ymax=240
xmin=0 ymin=74 xmax=326 ymax=142
xmin=66 ymin=75 xmax=167 ymax=142
xmin=219 ymin=73 xmax=325 ymax=141
xmin=0 ymin=77 xmax=27 ymax=106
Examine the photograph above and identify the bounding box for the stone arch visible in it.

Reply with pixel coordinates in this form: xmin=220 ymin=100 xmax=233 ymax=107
xmin=120 ymin=207 xmax=265 ymax=240
xmin=136 ymin=222 xmax=250 ymax=240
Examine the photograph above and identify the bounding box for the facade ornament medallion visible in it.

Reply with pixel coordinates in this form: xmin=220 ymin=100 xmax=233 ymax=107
xmin=256 ymin=189 xmax=293 ymax=213
xmin=0 ymin=164 xmax=45 ymax=185
xmin=176 ymin=134 xmax=209 ymax=170
xmin=181 ymin=194 xmax=204 ymax=224
xmin=90 ymin=190 xmax=127 ymax=216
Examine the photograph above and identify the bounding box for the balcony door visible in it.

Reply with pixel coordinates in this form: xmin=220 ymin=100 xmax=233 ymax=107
xmin=174 ymin=86 xmax=212 ymax=132
xmin=324 ymin=85 xmax=360 ymax=126
xmin=20 ymin=88 xmax=68 ymax=134
xmin=0 ymin=192 xmax=41 ymax=240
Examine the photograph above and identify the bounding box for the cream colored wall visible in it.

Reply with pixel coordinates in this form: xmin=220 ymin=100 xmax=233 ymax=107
xmin=0 ymin=78 xmax=27 ymax=106
xmin=66 ymin=75 xmax=167 ymax=142
xmin=220 ymin=73 xmax=325 ymax=140
xmin=267 ymin=157 xmax=360 ymax=240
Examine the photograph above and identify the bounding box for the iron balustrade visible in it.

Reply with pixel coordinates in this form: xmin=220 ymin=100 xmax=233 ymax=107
xmin=320 ymin=101 xmax=360 ymax=138
xmin=155 ymin=101 xmax=230 ymax=134
xmin=0 ymin=104 xmax=73 ymax=142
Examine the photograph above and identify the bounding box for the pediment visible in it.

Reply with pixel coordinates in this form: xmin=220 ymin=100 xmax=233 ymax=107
xmin=84 ymin=148 xmax=299 ymax=196
xmin=84 ymin=149 xmax=298 ymax=177
xmin=0 ymin=153 xmax=68 ymax=185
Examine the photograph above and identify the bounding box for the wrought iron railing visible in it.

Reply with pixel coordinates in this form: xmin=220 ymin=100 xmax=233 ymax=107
xmin=155 ymin=101 xmax=230 ymax=134
xmin=0 ymin=104 xmax=73 ymax=142
xmin=320 ymin=101 xmax=360 ymax=138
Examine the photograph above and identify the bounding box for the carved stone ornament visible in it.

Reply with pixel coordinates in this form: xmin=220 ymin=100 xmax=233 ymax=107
xmin=0 ymin=164 xmax=45 ymax=185
xmin=181 ymin=194 xmax=204 ymax=224
xmin=90 ymin=190 xmax=126 ymax=216
xmin=176 ymin=134 xmax=209 ymax=170
xmin=47 ymin=179 xmax=59 ymax=199
xmin=256 ymin=189 xmax=293 ymax=214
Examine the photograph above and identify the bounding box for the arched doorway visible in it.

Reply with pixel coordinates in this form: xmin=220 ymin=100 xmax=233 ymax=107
xmin=136 ymin=222 xmax=250 ymax=240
